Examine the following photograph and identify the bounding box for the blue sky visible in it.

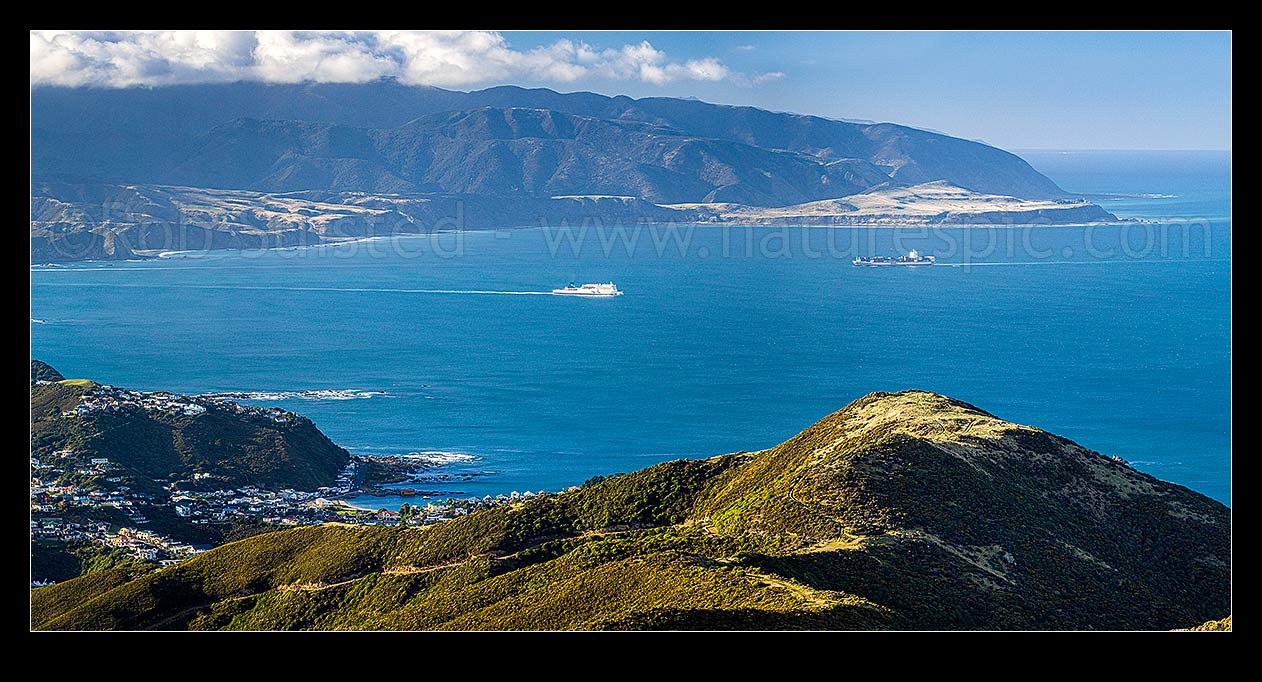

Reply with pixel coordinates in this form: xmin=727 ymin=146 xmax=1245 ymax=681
xmin=501 ymin=31 xmax=1232 ymax=151
xmin=32 ymin=30 xmax=1231 ymax=150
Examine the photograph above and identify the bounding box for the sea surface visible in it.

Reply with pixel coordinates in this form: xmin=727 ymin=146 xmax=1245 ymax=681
xmin=31 ymin=150 xmax=1231 ymax=507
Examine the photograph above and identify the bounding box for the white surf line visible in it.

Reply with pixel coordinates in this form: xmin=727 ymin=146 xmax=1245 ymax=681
xmin=32 ymin=282 xmax=557 ymax=295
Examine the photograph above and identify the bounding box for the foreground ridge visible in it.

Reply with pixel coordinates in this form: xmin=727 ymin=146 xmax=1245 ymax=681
xmin=32 ymin=390 xmax=1230 ymax=631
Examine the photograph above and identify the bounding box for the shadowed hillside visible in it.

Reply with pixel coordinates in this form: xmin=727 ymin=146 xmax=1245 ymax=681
xmin=32 ymin=82 xmax=1066 ymax=202
xmin=31 ymin=83 xmax=1123 ymax=262
xmin=30 ymin=362 xmax=349 ymax=494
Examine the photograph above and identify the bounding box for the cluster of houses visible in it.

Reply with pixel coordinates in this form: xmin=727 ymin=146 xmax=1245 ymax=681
xmin=207 ymin=399 xmax=296 ymax=423
xmin=165 ymin=485 xmax=552 ymax=528
xmin=31 ymin=517 xmax=203 ymax=565
xmin=60 ymin=384 xmax=295 ymax=424
xmin=335 ymin=459 xmax=357 ymax=489
xmin=107 ymin=527 xmax=204 ymax=563
xmin=168 ymin=485 xmax=400 ymax=526
xmin=396 ymin=490 xmax=553 ymax=526
xmin=31 ymin=444 xmax=567 ymax=579
xmin=61 ymin=385 xmax=208 ymax=418
xmin=31 ymin=455 xmax=156 ymax=527
xmin=32 ymin=517 xmax=111 ymax=543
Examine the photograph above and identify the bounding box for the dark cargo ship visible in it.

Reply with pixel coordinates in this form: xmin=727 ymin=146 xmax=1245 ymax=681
xmin=853 ymin=249 xmax=936 ymax=267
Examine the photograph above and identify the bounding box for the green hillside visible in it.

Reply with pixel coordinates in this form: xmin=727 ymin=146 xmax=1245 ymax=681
xmin=31 ymin=359 xmax=64 ymax=383
xmin=31 ymin=539 xmax=144 ymax=584
xmin=32 ymin=391 xmax=1231 ymax=631
xmin=30 ymin=363 xmax=349 ymax=493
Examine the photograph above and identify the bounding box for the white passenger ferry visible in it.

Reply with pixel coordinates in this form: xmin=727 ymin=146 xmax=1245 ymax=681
xmin=551 ymin=282 xmax=624 ymax=296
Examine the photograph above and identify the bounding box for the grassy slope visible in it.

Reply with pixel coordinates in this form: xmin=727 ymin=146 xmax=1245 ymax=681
xmin=32 ymin=391 xmax=1231 ymax=631
xmin=31 ymin=540 xmax=143 ymax=584
xmin=1181 ymin=616 xmax=1231 ymax=631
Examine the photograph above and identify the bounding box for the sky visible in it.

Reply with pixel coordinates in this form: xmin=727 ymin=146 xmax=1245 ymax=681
xmin=30 ymin=30 xmax=1231 ymax=150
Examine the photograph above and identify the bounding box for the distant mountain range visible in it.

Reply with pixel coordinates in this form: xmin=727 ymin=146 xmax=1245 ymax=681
xmin=32 ymin=390 xmax=1230 ymax=631
xmin=33 ymin=82 xmax=1067 ymax=203
xmin=29 ymin=82 xmax=1118 ymax=262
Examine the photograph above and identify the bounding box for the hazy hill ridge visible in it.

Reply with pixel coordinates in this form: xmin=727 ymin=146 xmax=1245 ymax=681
xmin=32 ymin=82 xmax=1065 ymax=202
xmin=30 ymin=83 xmax=1120 ymax=261
xmin=32 ymin=390 xmax=1229 ymax=631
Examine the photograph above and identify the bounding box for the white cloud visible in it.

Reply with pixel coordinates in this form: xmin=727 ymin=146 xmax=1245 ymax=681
xmin=30 ymin=30 xmax=769 ymax=89
xmin=252 ymin=31 xmax=398 ymax=84
xmin=731 ymin=71 xmax=787 ymax=88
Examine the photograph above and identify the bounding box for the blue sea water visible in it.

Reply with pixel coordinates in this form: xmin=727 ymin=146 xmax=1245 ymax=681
xmin=30 ymin=151 xmax=1231 ymax=507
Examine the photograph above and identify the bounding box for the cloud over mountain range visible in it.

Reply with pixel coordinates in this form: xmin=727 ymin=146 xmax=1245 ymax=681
xmin=30 ymin=31 xmax=775 ymax=89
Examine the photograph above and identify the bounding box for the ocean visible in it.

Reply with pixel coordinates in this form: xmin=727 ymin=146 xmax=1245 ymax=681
xmin=30 ymin=150 xmax=1231 ymax=508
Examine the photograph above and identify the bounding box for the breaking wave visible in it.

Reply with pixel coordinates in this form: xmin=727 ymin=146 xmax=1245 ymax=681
xmin=198 ymin=389 xmax=386 ymax=401
xmin=398 ymin=451 xmax=479 ymax=466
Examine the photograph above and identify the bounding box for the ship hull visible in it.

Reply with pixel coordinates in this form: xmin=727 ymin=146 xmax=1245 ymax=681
xmin=551 ymin=282 xmax=623 ymax=296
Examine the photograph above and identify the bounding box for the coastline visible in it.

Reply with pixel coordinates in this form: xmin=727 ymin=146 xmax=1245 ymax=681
xmin=32 ymin=218 xmax=1152 ymax=266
